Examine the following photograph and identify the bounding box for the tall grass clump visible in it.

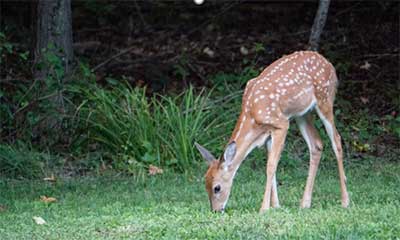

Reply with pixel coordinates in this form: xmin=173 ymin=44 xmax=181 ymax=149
xmin=0 ymin=142 xmax=50 ymax=178
xmin=156 ymin=88 xmax=221 ymax=170
xmin=75 ymin=85 xmax=159 ymax=172
xmin=75 ymin=84 xmax=228 ymax=172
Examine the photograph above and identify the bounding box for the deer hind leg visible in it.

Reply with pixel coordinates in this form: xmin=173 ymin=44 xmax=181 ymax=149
xmin=296 ymin=113 xmax=323 ymax=208
xmin=260 ymin=122 xmax=288 ymax=213
xmin=271 ymin=174 xmax=279 ymax=208
xmin=316 ymin=103 xmax=350 ymax=208
xmin=266 ymin=139 xmax=280 ymax=208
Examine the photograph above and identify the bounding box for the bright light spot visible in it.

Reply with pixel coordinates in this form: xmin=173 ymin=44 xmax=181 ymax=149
xmin=194 ymin=0 xmax=204 ymax=5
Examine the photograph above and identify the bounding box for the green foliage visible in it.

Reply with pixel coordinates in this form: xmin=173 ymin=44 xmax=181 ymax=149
xmin=210 ymin=66 xmax=260 ymax=94
xmin=73 ymin=84 xmax=221 ymax=172
xmin=331 ymin=105 xmax=400 ymax=155
xmin=253 ymin=42 xmax=265 ymax=53
xmin=1 ymin=79 xmax=40 ymax=141
xmin=37 ymin=43 xmax=66 ymax=91
xmin=0 ymin=31 xmax=30 ymax=65
xmin=383 ymin=114 xmax=400 ymax=139
xmin=0 ymin=35 xmax=12 ymax=64
xmin=1 ymin=41 xmax=69 ymax=147
xmin=0 ymin=142 xmax=50 ymax=179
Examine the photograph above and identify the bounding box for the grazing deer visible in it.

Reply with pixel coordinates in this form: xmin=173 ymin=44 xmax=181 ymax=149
xmin=195 ymin=51 xmax=349 ymax=213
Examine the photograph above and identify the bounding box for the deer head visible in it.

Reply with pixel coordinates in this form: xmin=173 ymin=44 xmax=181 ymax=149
xmin=195 ymin=142 xmax=236 ymax=212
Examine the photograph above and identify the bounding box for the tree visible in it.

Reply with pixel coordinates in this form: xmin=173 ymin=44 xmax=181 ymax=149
xmin=34 ymin=0 xmax=74 ymax=140
xmin=308 ymin=0 xmax=331 ymax=51
xmin=35 ymin=0 xmax=73 ymax=107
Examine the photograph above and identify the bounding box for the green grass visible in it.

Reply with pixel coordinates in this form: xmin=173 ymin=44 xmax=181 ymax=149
xmin=1 ymin=155 xmax=399 ymax=239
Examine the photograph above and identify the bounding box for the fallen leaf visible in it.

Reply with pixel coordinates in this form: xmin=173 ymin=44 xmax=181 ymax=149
xmin=136 ymin=79 xmax=145 ymax=87
xmin=33 ymin=216 xmax=46 ymax=225
xmin=240 ymin=46 xmax=249 ymax=55
xmin=40 ymin=196 xmax=57 ymax=203
xmin=203 ymin=47 xmax=215 ymax=58
xmin=360 ymin=61 xmax=371 ymax=70
xmin=360 ymin=97 xmax=369 ymax=104
xmin=148 ymin=165 xmax=163 ymax=175
xmin=43 ymin=174 xmax=56 ymax=182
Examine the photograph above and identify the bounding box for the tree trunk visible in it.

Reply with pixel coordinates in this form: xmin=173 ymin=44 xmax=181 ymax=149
xmin=35 ymin=0 xmax=73 ymax=89
xmin=308 ymin=0 xmax=331 ymax=51
xmin=34 ymin=0 xmax=73 ymax=141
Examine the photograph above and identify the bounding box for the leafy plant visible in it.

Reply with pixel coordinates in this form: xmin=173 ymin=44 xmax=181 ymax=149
xmin=0 ymin=31 xmax=14 ymax=65
xmin=382 ymin=115 xmax=400 ymax=139
xmin=253 ymin=42 xmax=265 ymax=53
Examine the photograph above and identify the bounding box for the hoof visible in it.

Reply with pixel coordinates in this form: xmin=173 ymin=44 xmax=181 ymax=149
xmin=272 ymin=203 xmax=280 ymax=209
xmin=300 ymin=203 xmax=311 ymax=209
xmin=300 ymin=198 xmax=311 ymax=209
xmin=259 ymin=208 xmax=268 ymax=214
xmin=342 ymin=198 xmax=350 ymax=208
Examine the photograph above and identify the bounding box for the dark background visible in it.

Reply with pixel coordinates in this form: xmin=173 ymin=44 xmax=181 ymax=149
xmin=2 ymin=1 xmax=398 ymax=105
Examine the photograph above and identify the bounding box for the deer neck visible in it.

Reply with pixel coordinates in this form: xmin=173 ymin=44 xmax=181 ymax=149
xmin=226 ymin=113 xmax=269 ymax=174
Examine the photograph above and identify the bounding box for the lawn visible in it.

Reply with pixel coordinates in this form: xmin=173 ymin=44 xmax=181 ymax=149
xmin=1 ymin=155 xmax=399 ymax=239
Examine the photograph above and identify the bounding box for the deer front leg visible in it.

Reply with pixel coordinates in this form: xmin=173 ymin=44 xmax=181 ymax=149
xmin=260 ymin=124 xmax=288 ymax=213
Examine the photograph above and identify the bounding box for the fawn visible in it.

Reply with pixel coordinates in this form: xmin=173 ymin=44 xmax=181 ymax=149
xmin=195 ymin=51 xmax=349 ymax=212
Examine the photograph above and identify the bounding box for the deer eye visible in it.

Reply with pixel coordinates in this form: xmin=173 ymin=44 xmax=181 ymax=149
xmin=214 ymin=185 xmax=221 ymax=194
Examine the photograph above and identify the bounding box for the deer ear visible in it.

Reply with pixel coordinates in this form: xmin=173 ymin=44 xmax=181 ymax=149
xmin=195 ymin=142 xmax=216 ymax=164
xmin=223 ymin=141 xmax=236 ymax=166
